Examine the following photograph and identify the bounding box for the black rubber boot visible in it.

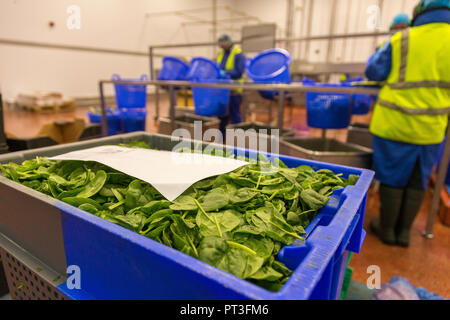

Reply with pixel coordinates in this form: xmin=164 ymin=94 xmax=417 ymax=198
xmin=370 ymin=185 xmax=404 ymax=245
xmin=396 ymin=188 xmax=425 ymax=247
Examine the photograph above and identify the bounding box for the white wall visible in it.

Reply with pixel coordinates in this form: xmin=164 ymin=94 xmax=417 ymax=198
xmin=0 ymin=0 xmax=420 ymax=100
xmin=235 ymin=0 xmax=419 ymax=63
xmin=0 ymin=0 xmax=235 ymax=100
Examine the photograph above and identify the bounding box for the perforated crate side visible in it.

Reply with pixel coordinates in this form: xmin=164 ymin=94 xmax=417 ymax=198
xmin=0 ymin=247 xmax=68 ymax=300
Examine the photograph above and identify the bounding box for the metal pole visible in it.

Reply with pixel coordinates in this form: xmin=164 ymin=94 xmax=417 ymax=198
xmin=373 ymin=0 xmax=385 ymax=52
xmin=0 ymin=90 xmax=9 ymax=154
xmin=288 ymin=97 xmax=294 ymax=125
xmin=268 ymin=100 xmax=274 ymax=126
xmin=212 ymin=0 xmax=217 ymax=58
xmin=146 ymin=31 xmax=393 ymax=50
xmin=184 ymin=89 xmax=189 ymax=107
xmin=241 ymin=92 xmax=247 ymax=123
xmin=342 ymin=0 xmax=353 ymax=63
xmin=277 ymin=91 xmax=286 ymax=130
xmin=298 ymin=0 xmax=306 ymax=60
xmin=149 ymin=47 xmax=154 ymax=81
xmin=169 ymin=85 xmax=176 ymax=132
xmin=154 ymin=85 xmax=160 ymax=122
xmin=326 ymin=0 xmax=338 ymax=64
xmin=304 ymin=0 xmax=314 ymax=61
xmin=99 ymin=81 xmax=108 ymax=137
xmin=0 ymin=38 xmax=150 ymax=57
xmin=285 ymin=0 xmax=295 ymax=54
xmin=423 ymin=117 xmax=450 ymax=238
xmin=101 ymin=80 xmax=381 ymax=95
xmin=351 ymin=0 xmax=362 ymax=62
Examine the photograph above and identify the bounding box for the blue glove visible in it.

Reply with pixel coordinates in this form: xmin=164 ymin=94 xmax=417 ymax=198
xmin=416 ymin=287 xmax=447 ymax=300
xmin=373 ymin=276 xmax=420 ymax=300
xmin=219 ymin=70 xmax=227 ymax=78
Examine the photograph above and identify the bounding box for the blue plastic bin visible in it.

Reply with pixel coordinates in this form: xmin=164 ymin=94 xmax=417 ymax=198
xmin=158 ymin=57 xmax=190 ymax=81
xmin=351 ymin=94 xmax=373 ymax=115
xmin=192 ymin=79 xmax=231 ymax=117
xmin=23 ymin=136 xmax=373 ymax=300
xmin=305 ymin=82 xmax=352 ymax=129
xmin=187 ymin=57 xmax=221 ymax=81
xmin=247 ymin=48 xmax=291 ymax=100
xmin=0 ymin=134 xmax=373 ymax=300
xmin=87 ymin=107 xmax=122 ymax=136
xmin=120 ymin=108 xmax=147 ymax=133
xmin=341 ymin=79 xmax=375 ymax=115
xmin=112 ymin=74 xmax=148 ymax=109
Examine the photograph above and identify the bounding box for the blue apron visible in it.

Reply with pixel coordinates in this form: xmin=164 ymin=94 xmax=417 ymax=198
xmin=373 ymin=136 xmax=442 ymax=189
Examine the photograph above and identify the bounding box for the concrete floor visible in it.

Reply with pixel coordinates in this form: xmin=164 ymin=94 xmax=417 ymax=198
xmin=3 ymin=97 xmax=449 ymax=298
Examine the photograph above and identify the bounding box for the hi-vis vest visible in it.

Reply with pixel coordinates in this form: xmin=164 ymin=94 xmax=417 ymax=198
xmin=370 ymin=23 xmax=450 ymax=145
xmin=217 ymin=45 xmax=245 ymax=94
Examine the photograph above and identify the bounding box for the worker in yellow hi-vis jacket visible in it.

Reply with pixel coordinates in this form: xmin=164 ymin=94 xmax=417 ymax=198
xmin=365 ymin=0 xmax=450 ymax=247
xmin=217 ymin=34 xmax=246 ymax=137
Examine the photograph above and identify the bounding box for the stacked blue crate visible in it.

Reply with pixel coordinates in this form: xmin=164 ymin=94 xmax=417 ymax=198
xmin=112 ymin=74 xmax=148 ymax=133
xmin=187 ymin=57 xmax=231 ymax=117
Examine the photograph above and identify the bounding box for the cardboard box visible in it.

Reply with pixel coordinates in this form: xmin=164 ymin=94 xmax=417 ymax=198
xmin=16 ymin=92 xmax=75 ymax=113
xmin=5 ymin=119 xmax=101 ymax=152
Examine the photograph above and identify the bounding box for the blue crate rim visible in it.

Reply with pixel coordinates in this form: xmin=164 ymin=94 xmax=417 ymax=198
xmin=111 ymin=73 xmax=149 ymax=83
xmin=162 ymin=56 xmax=190 ymax=69
xmin=189 ymin=57 xmax=220 ymax=71
xmin=0 ymin=135 xmax=374 ymax=300
xmin=247 ymin=48 xmax=292 ymax=81
xmin=158 ymin=57 xmax=190 ymax=82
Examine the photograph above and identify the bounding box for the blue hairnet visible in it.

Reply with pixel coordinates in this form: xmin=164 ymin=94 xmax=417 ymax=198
xmin=422 ymin=0 xmax=450 ymax=10
xmin=391 ymin=13 xmax=410 ymax=28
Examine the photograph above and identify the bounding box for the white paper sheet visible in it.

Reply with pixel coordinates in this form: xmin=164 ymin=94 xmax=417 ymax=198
xmin=50 ymin=146 xmax=248 ymax=201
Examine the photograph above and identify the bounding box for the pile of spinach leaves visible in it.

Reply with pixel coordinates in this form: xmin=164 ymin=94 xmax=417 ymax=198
xmin=0 ymin=141 xmax=359 ymax=292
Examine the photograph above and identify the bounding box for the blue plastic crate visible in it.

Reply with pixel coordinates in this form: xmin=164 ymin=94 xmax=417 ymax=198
xmin=351 ymin=94 xmax=373 ymax=115
xmin=305 ymin=79 xmax=375 ymax=118
xmin=112 ymin=74 xmax=148 ymax=109
xmin=306 ymin=91 xmax=352 ymax=129
xmin=341 ymin=80 xmax=375 ymax=115
xmin=187 ymin=57 xmax=221 ymax=81
xmin=157 ymin=57 xmax=190 ymax=81
xmin=192 ymin=79 xmax=231 ymax=117
xmin=247 ymin=48 xmax=291 ymax=100
xmin=304 ymin=80 xmax=352 ymax=129
xmin=120 ymin=108 xmax=147 ymax=133
xmin=38 ymin=137 xmax=374 ymax=300
xmin=87 ymin=107 xmax=122 ymax=136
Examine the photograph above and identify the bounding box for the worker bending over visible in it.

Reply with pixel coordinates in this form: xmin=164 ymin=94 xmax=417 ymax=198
xmin=365 ymin=0 xmax=450 ymax=247
xmin=217 ymin=34 xmax=246 ymax=137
